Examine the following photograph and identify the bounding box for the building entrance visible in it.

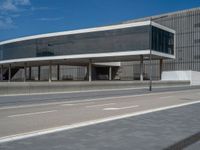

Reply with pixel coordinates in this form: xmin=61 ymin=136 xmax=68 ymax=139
xmin=94 ymin=67 xmax=109 ymax=80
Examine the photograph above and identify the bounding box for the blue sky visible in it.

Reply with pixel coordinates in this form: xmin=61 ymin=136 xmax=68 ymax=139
xmin=0 ymin=0 xmax=200 ymax=41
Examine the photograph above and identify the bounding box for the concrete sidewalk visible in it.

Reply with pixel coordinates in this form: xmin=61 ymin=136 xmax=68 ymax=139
xmin=0 ymin=80 xmax=190 ymax=96
xmin=0 ymin=103 xmax=199 ymax=150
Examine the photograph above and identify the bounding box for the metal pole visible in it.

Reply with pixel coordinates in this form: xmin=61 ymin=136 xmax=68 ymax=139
xmin=149 ymin=49 xmax=152 ymax=91
xmin=29 ymin=66 xmax=32 ymax=81
xmin=49 ymin=62 xmax=52 ymax=82
xmin=8 ymin=64 xmax=11 ymax=82
xmin=140 ymin=55 xmax=144 ymax=81
xmin=160 ymin=59 xmax=163 ymax=80
xmin=24 ymin=63 xmax=26 ymax=82
xmin=1 ymin=65 xmax=3 ymax=81
xmin=57 ymin=64 xmax=60 ymax=81
xmin=149 ymin=19 xmax=152 ymax=91
xmin=38 ymin=66 xmax=40 ymax=81
xmin=109 ymin=66 xmax=112 ymax=81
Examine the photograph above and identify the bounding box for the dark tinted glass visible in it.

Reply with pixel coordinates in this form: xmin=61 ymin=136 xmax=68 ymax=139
xmin=0 ymin=25 xmax=174 ymax=61
xmin=151 ymin=26 xmax=174 ymax=55
xmin=0 ymin=26 xmax=150 ymax=61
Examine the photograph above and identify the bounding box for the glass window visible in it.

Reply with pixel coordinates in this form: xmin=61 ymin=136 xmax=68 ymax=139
xmin=0 ymin=25 xmax=174 ymax=61
xmin=1 ymin=25 xmax=151 ymax=61
xmin=151 ymin=26 xmax=174 ymax=55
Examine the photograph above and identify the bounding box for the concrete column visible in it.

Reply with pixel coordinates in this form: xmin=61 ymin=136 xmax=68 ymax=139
xmin=24 ymin=64 xmax=27 ymax=82
xmin=109 ymin=67 xmax=112 ymax=81
xmin=1 ymin=65 xmax=3 ymax=81
xmin=57 ymin=65 xmax=60 ymax=81
xmin=160 ymin=59 xmax=163 ymax=80
xmin=38 ymin=66 xmax=40 ymax=81
xmin=140 ymin=55 xmax=144 ymax=81
xmin=8 ymin=64 xmax=11 ymax=82
xmin=88 ymin=60 xmax=92 ymax=82
xmin=49 ymin=62 xmax=52 ymax=82
xmin=29 ymin=66 xmax=32 ymax=80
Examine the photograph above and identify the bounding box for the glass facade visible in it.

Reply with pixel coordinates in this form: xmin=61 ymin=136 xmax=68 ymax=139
xmin=0 ymin=25 xmax=174 ymax=61
xmin=121 ymin=8 xmax=200 ymax=80
xmin=152 ymin=26 xmax=174 ymax=55
xmin=154 ymin=9 xmax=200 ymax=72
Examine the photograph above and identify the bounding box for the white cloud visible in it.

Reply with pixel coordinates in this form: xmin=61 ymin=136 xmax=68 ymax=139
xmin=37 ymin=17 xmax=64 ymax=21
xmin=0 ymin=0 xmax=31 ymax=12
xmin=14 ymin=0 xmax=30 ymax=6
xmin=0 ymin=17 xmax=16 ymax=29
xmin=0 ymin=0 xmax=31 ymax=30
xmin=30 ymin=6 xmax=54 ymax=11
xmin=0 ymin=0 xmax=18 ymax=12
xmin=0 ymin=0 xmax=58 ymax=30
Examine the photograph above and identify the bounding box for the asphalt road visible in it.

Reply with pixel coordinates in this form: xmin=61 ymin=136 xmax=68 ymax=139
xmin=0 ymin=86 xmax=199 ymax=140
xmin=0 ymin=86 xmax=200 ymax=149
xmin=0 ymin=85 xmax=199 ymax=107
xmin=0 ymin=99 xmax=200 ymax=150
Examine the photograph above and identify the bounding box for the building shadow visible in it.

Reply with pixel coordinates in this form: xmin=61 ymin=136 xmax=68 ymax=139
xmin=163 ymin=132 xmax=200 ymax=150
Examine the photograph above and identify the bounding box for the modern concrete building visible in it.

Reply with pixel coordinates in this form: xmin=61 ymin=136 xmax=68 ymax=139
xmin=0 ymin=20 xmax=175 ymax=82
xmin=121 ymin=7 xmax=200 ymax=81
xmin=1 ymin=7 xmax=199 ymax=83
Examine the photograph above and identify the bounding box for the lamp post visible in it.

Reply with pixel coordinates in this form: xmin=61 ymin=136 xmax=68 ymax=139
xmin=149 ymin=18 xmax=153 ymax=91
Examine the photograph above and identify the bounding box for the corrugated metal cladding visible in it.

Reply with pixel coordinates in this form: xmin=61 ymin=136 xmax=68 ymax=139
xmin=120 ymin=8 xmax=200 ymax=80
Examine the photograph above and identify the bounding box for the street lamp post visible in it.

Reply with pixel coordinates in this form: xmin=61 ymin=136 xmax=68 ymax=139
xmin=149 ymin=46 xmax=152 ymax=91
xmin=149 ymin=18 xmax=153 ymax=91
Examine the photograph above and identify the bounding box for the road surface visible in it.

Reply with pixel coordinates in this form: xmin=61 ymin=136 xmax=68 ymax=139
xmin=0 ymin=86 xmax=199 ymax=149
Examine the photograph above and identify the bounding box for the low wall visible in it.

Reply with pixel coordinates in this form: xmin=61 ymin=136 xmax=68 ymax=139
xmin=0 ymin=81 xmax=190 ymax=96
xmin=162 ymin=70 xmax=200 ymax=85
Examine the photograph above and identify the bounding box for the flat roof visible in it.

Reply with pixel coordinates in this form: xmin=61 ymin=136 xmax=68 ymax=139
xmin=0 ymin=20 xmax=175 ymax=46
xmin=123 ymin=7 xmax=200 ymax=24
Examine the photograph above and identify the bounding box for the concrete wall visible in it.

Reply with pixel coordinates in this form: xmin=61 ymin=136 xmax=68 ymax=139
xmin=162 ymin=70 xmax=200 ymax=85
xmin=191 ymin=71 xmax=200 ymax=85
xmin=0 ymin=81 xmax=190 ymax=96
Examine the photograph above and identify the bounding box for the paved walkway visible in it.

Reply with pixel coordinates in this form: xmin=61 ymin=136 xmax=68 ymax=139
xmin=0 ymin=103 xmax=199 ymax=150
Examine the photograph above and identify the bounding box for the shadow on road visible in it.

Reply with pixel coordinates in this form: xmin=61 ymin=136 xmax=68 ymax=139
xmin=164 ymin=132 xmax=200 ymax=150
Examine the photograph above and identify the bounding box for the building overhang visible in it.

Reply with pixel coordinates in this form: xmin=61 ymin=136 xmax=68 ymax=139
xmin=0 ymin=50 xmax=174 ymax=66
xmin=0 ymin=20 xmax=175 ymax=67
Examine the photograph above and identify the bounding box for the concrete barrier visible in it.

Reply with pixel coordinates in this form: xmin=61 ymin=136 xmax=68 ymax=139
xmin=162 ymin=70 xmax=200 ymax=85
xmin=0 ymin=81 xmax=190 ymax=96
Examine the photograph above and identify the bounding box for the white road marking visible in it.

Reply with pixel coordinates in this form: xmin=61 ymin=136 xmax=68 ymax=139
xmin=86 ymin=103 xmax=116 ymax=108
xmin=61 ymin=102 xmax=94 ymax=106
xmin=160 ymin=96 xmax=173 ymax=99
xmin=1 ymin=100 xmax=200 ymax=144
xmin=0 ymin=88 xmax=199 ymax=110
xmin=103 ymin=105 xmax=139 ymax=110
xmin=8 ymin=110 xmax=57 ymax=118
